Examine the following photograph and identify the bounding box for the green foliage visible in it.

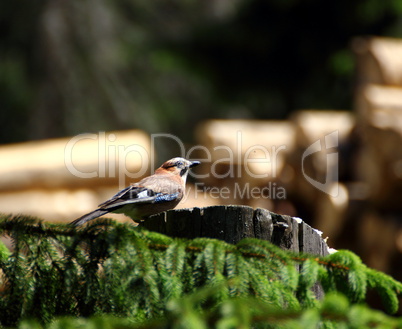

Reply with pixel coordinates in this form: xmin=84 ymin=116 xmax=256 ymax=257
xmin=0 ymin=237 xmax=10 ymax=260
xmin=1 ymin=214 xmax=402 ymax=328
xmin=14 ymin=293 xmax=402 ymax=329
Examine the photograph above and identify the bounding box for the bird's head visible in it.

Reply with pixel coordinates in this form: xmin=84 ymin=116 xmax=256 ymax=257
xmin=158 ymin=157 xmax=200 ymax=182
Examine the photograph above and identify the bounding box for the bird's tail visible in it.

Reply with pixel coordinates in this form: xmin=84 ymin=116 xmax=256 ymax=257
xmin=70 ymin=209 xmax=109 ymax=226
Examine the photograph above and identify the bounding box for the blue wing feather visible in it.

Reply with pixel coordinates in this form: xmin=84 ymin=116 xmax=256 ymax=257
xmin=154 ymin=192 xmax=179 ymax=203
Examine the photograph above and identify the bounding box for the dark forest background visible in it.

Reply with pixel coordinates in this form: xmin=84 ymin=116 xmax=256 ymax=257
xmin=1 ymin=0 xmax=402 ymax=145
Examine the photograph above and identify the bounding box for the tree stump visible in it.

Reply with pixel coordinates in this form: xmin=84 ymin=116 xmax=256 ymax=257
xmin=142 ymin=205 xmax=329 ymax=299
xmin=142 ymin=205 xmax=329 ymax=256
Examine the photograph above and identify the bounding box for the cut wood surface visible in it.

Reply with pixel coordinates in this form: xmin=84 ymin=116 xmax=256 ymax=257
xmin=195 ymin=120 xmax=295 ymax=187
xmin=286 ymin=110 xmax=355 ymax=203
xmin=353 ymin=36 xmax=402 ymax=86
xmin=353 ymin=84 xmax=402 ymax=208
xmin=355 ymin=84 xmax=402 ymax=126
xmin=0 ymin=129 xmax=150 ymax=191
xmin=291 ymin=110 xmax=355 ymax=146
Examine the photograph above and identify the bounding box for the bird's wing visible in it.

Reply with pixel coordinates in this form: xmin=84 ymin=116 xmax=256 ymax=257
xmin=98 ymin=184 xmax=179 ymax=211
xmin=71 ymin=171 xmax=184 ymax=226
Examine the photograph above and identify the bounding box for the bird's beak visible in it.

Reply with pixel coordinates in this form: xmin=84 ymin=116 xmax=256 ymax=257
xmin=190 ymin=161 xmax=201 ymax=168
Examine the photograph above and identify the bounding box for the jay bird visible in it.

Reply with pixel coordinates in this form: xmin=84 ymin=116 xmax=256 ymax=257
xmin=70 ymin=157 xmax=200 ymax=226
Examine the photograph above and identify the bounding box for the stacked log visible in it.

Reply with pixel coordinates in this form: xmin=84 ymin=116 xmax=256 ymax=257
xmin=286 ymin=110 xmax=355 ymax=238
xmin=354 ymin=85 xmax=402 ymax=209
xmin=194 ymin=119 xmax=296 ymax=211
xmin=0 ymin=130 xmax=151 ymax=221
xmin=353 ymin=36 xmax=402 ymax=86
xmin=345 ymin=36 xmax=402 ymax=275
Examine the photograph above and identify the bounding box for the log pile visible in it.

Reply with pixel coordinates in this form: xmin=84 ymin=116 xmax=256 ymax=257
xmin=353 ymin=37 xmax=402 ymax=210
xmin=286 ymin=110 xmax=354 ymax=238
xmin=194 ymin=119 xmax=295 ymax=211
xmin=189 ymin=37 xmax=402 ymax=279
xmin=194 ymin=111 xmax=355 ymax=241
xmin=346 ymin=36 xmax=402 ymax=275
xmin=0 ymin=130 xmax=151 ymax=221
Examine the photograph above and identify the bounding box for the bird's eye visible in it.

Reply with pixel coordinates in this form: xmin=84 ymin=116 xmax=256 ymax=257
xmin=176 ymin=161 xmax=184 ymax=168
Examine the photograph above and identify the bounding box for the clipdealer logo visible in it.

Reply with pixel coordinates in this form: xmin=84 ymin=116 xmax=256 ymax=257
xmin=188 ymin=182 xmax=286 ymax=201
xmin=302 ymin=131 xmax=339 ymax=197
xmin=64 ymin=131 xmax=339 ymax=199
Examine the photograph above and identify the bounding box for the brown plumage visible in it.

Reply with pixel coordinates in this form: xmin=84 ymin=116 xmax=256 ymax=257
xmin=70 ymin=157 xmax=200 ymax=226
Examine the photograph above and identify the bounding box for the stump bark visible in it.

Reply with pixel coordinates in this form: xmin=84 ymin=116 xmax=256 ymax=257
xmin=142 ymin=205 xmax=329 ymax=256
xmin=142 ymin=205 xmax=329 ymax=298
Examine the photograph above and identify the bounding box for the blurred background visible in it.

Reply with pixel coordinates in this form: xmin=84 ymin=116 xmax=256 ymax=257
xmin=2 ymin=0 xmax=402 ymax=283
